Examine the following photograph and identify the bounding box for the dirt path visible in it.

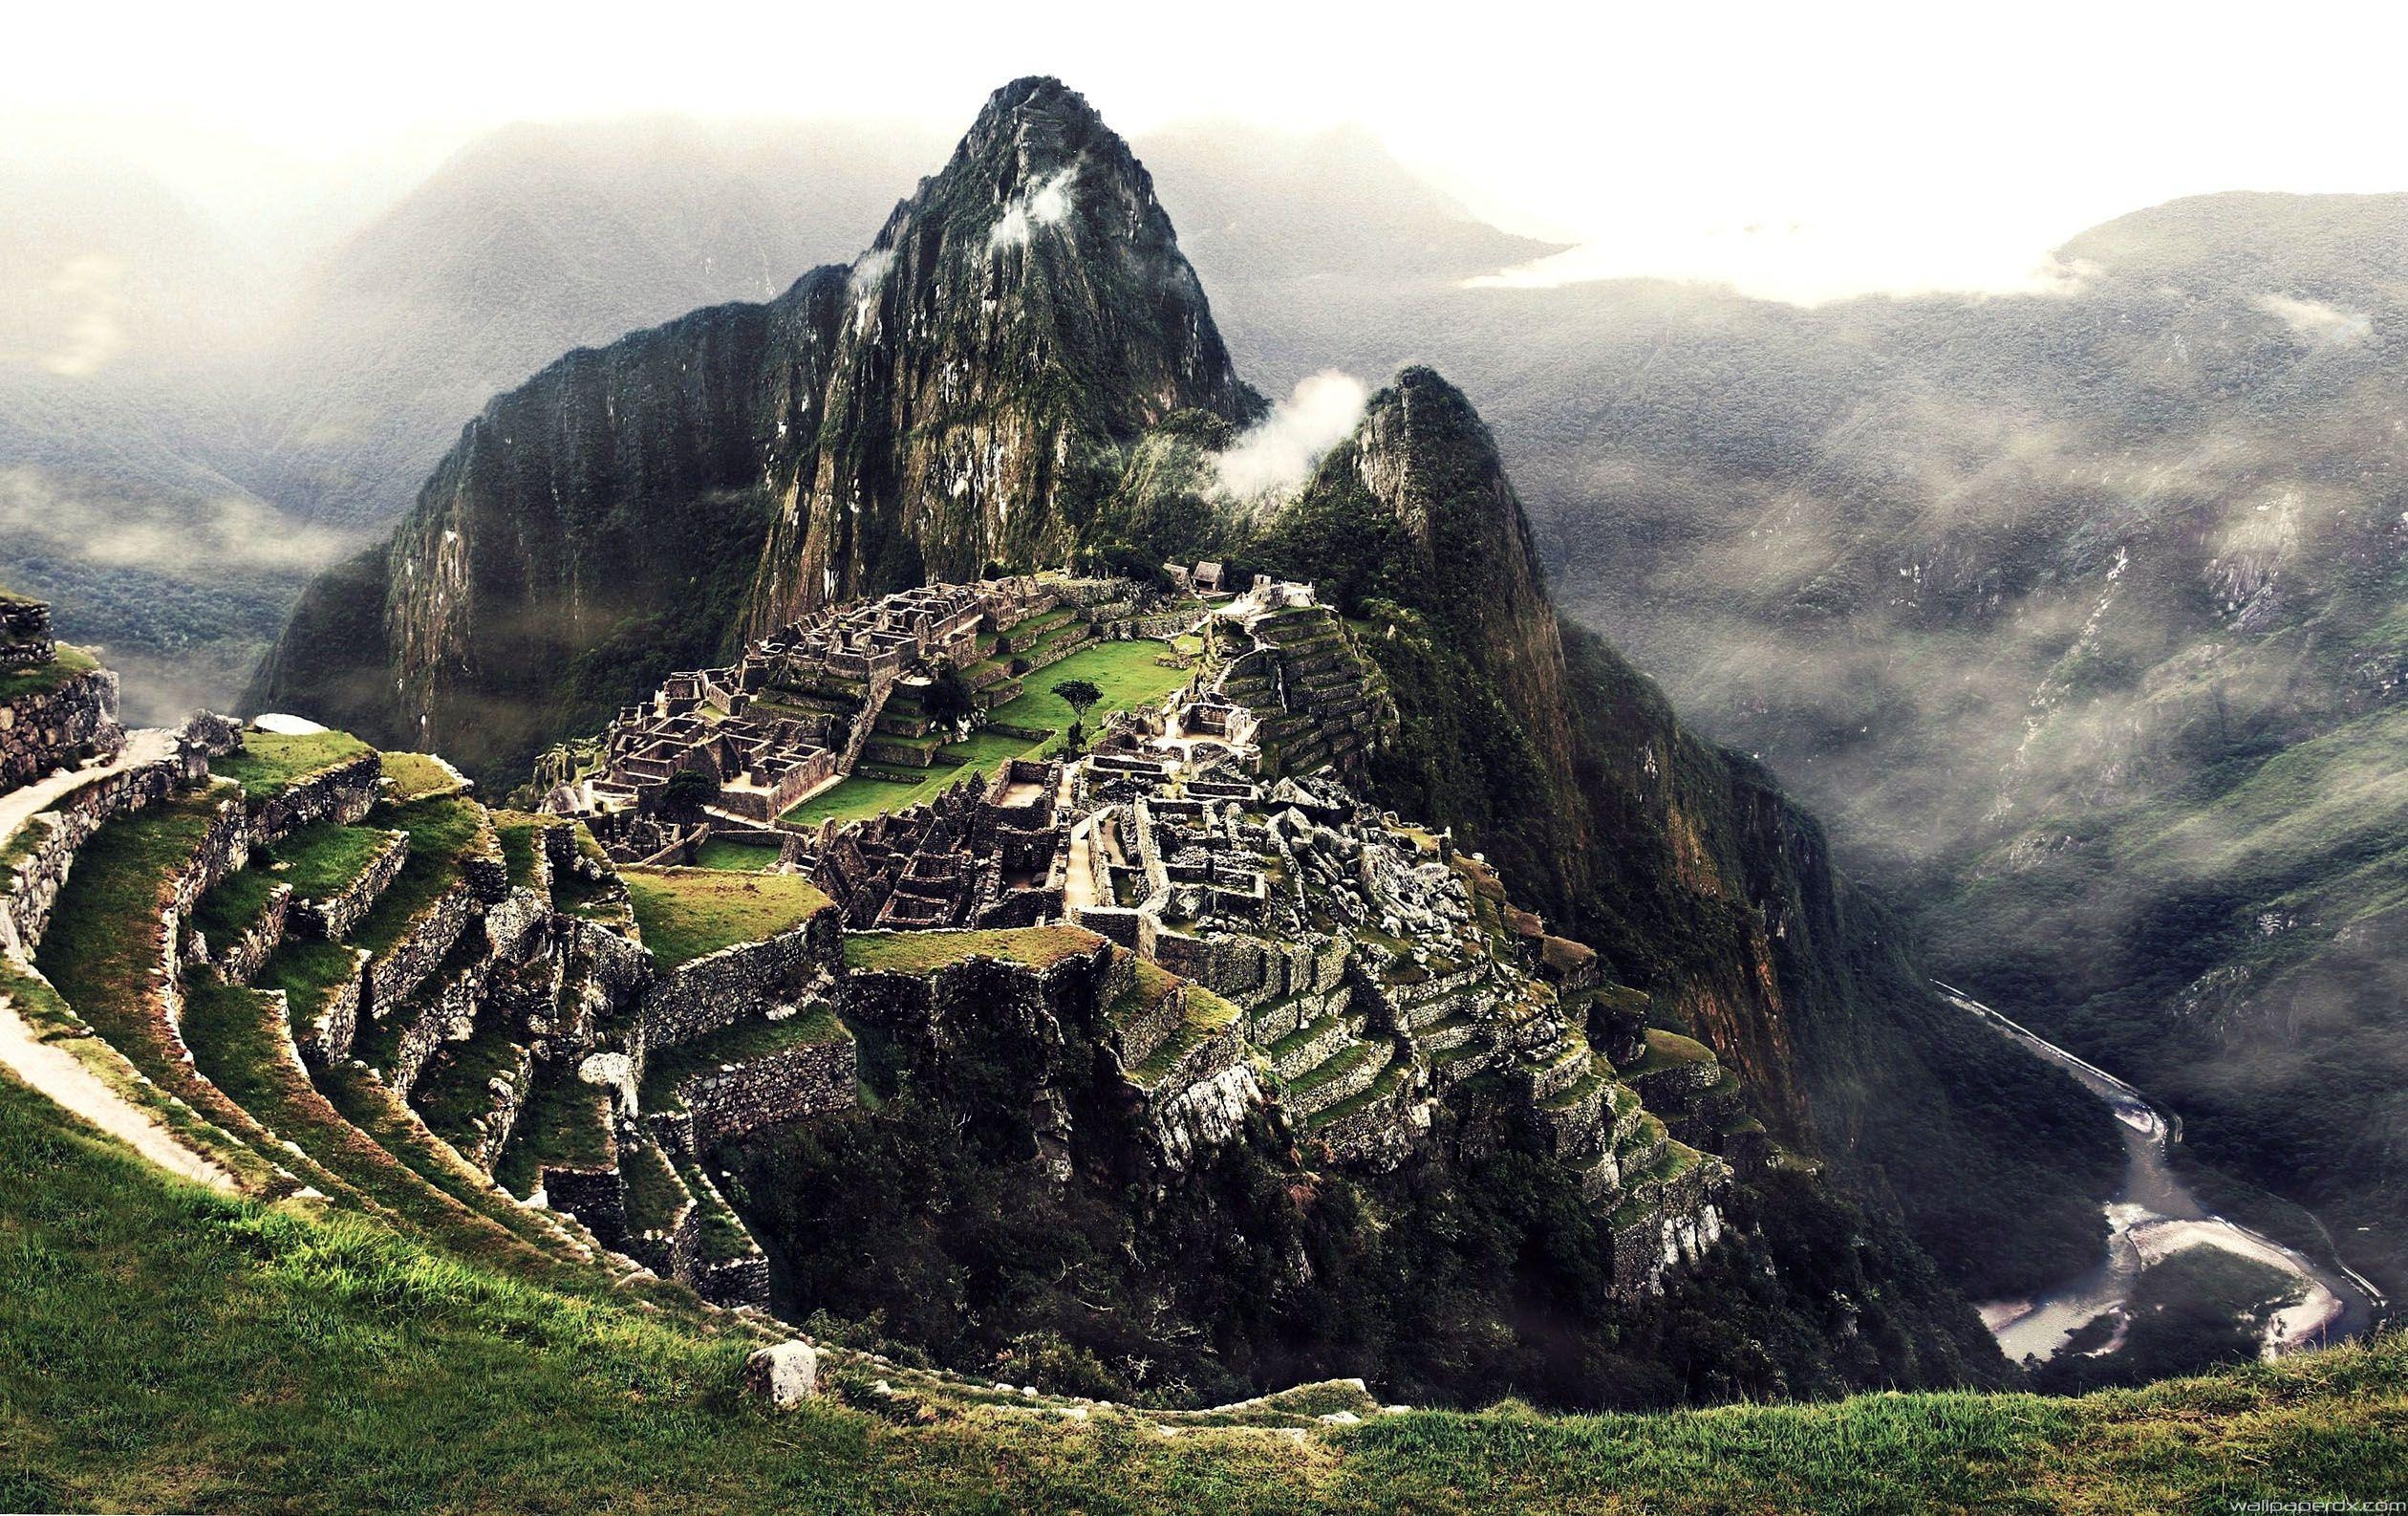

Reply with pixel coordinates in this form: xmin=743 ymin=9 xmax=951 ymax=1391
xmin=0 ymin=726 xmax=177 ymax=855
xmin=0 ymin=995 xmax=236 ymax=1190
xmin=0 ymin=726 xmax=238 ymax=1190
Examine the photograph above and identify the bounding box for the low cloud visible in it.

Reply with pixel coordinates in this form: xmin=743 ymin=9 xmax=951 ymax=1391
xmin=849 ymin=248 xmax=892 ymax=335
xmin=988 ymin=163 xmax=1080 ymax=252
xmin=2257 ymin=293 xmax=2371 ymax=347
xmin=0 ymin=253 xmax=127 ymax=377
xmin=0 ymin=467 xmax=350 ymax=574
xmin=1212 ymin=370 xmax=1368 ymax=500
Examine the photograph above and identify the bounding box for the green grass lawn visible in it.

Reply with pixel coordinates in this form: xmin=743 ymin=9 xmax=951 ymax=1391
xmin=783 ymin=641 xmax=1188 ymax=827
xmin=4 ymin=1066 xmax=2405 ymax=1512
xmin=621 ymin=867 xmax=830 ymax=967
xmin=843 ymin=926 xmax=1099 ymax=976
xmin=0 ymin=640 xmax=98 ymax=701
xmin=379 ymin=750 xmax=465 ymax=802
xmin=266 ymin=818 xmax=394 ymax=901
xmin=694 ymin=835 xmax=785 ymax=873
xmin=208 ymin=730 xmax=375 ymax=800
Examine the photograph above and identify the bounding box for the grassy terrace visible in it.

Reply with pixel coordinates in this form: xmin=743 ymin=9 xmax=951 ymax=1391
xmin=783 ymin=639 xmax=1189 ymax=826
xmin=1106 ymin=954 xmax=1182 ymax=1027
xmin=208 ymin=730 xmax=374 ymax=800
xmin=493 ymin=1062 xmax=615 ymax=1197
xmin=347 ymin=796 xmax=485 ymax=956
xmin=1129 ymin=985 xmax=1242 ymax=1088
xmin=674 ymin=1157 xmax=757 ymax=1264
xmin=694 ymin=834 xmax=783 ymax=872
xmin=192 ymin=865 xmax=280 ymax=948
xmin=411 ymin=1009 xmax=527 ymax=1153
xmin=619 ymin=1137 xmax=689 ymax=1236
xmin=4 ymin=1069 xmax=2407 ymax=1509
xmin=490 ymin=812 xmax=548 ymax=892
xmin=32 ymin=793 xmax=219 ymax=1060
xmin=267 ymin=818 xmax=393 ymax=900
xmin=1283 ymin=1037 xmax=1382 ymax=1097
xmin=1309 ymin=1057 xmax=1412 ymax=1130
xmin=180 ymin=975 xmax=570 ymax=1275
xmin=0 ymin=639 xmax=98 ymax=700
xmin=842 ymin=925 xmax=1099 ymax=975
xmin=638 ymin=1004 xmax=849 ymax=1112
xmin=1624 ymin=1028 xmax=1716 ymax=1077
xmin=254 ymin=940 xmax=362 ymax=1035
xmin=378 ymin=750 xmax=465 ymax=802
xmin=621 ymin=867 xmax=829 ymax=967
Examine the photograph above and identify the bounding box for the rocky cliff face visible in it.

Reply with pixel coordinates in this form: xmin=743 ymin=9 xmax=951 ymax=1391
xmin=250 ymin=78 xmax=1258 ymax=782
xmin=745 ymin=76 xmax=1260 ymax=634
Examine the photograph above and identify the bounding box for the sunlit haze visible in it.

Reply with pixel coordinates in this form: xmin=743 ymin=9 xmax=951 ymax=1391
xmin=14 ymin=0 xmax=2408 ymax=301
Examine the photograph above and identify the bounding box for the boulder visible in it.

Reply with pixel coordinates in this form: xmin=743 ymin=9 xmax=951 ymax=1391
xmin=743 ymin=1340 xmax=820 ymax=1409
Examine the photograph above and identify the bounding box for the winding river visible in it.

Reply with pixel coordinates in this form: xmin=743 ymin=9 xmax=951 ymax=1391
xmin=1935 ymin=983 xmax=2385 ymax=1365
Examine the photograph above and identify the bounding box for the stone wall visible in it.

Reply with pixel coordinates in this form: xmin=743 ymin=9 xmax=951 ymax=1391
xmin=365 ymin=881 xmax=477 ymax=1011
xmin=287 ymin=830 xmax=409 ymax=942
xmin=648 ymin=1034 xmax=858 ymax=1159
xmin=0 ymin=599 xmax=54 ymax=667
xmin=0 ymin=745 xmax=187 ymax=959
xmin=636 ymin=910 xmax=841 ymax=1050
xmin=209 ymin=883 xmax=291 ymax=987
xmin=1307 ymin=1080 xmax=1422 ymax=1171
xmin=291 ymin=952 xmax=371 ymax=1069
xmin=248 ymin=751 xmax=381 ymax=844
xmin=0 ymin=665 xmax=122 ymax=796
xmin=543 ymin=1163 xmax=628 ymax=1246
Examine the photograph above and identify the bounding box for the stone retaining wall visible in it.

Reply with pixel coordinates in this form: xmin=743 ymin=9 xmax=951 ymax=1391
xmin=637 ymin=910 xmax=841 ymax=1050
xmin=543 ymin=1163 xmax=628 ymax=1245
xmin=288 ymin=830 xmax=409 ymax=941
xmin=1307 ymin=1079 xmax=1420 ymax=1171
xmin=365 ymin=881 xmax=477 ymax=1011
xmin=249 ymin=752 xmax=381 ymax=844
xmin=292 ymin=951 xmax=371 ymax=1068
xmin=211 ymin=884 xmax=291 ymax=987
xmin=0 ymin=666 xmax=122 ymax=795
xmin=648 ymin=1035 xmax=858 ymax=1158
xmin=0 ymin=747 xmax=187 ymax=958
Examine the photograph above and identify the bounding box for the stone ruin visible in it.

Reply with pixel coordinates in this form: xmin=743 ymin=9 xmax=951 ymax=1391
xmin=797 ymin=758 xmax=1068 ymax=930
xmin=370 ymin=577 xmax=1741 ymax=1307
xmin=0 ymin=593 xmax=55 ymax=669
xmin=0 ymin=593 xmax=125 ymax=796
xmin=549 ymin=574 xmax=1187 ymax=858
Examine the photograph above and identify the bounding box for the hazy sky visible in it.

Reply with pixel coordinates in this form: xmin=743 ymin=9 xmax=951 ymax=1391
xmin=15 ymin=0 xmax=2408 ymax=302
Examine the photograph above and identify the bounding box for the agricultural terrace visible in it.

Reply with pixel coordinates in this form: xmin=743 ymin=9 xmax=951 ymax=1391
xmin=621 ymin=866 xmax=832 ymax=967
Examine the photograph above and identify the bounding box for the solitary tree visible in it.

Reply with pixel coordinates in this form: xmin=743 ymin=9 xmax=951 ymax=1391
xmin=1052 ymin=678 xmax=1104 ymax=752
xmin=922 ymin=664 xmax=978 ymax=735
xmin=659 ymin=768 xmax=716 ymax=819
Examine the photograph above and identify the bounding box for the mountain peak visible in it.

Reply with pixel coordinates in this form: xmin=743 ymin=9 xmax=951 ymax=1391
xmin=905 ymin=76 xmax=1155 ymax=241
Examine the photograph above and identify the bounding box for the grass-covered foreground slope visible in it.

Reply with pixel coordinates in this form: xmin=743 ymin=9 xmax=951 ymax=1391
xmin=3 ymin=1072 xmax=2402 ymax=1514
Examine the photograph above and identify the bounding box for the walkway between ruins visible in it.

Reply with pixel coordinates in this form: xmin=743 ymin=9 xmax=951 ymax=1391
xmin=0 ymin=726 xmax=239 ymax=1191
xmin=0 ymin=726 xmax=175 ymax=853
